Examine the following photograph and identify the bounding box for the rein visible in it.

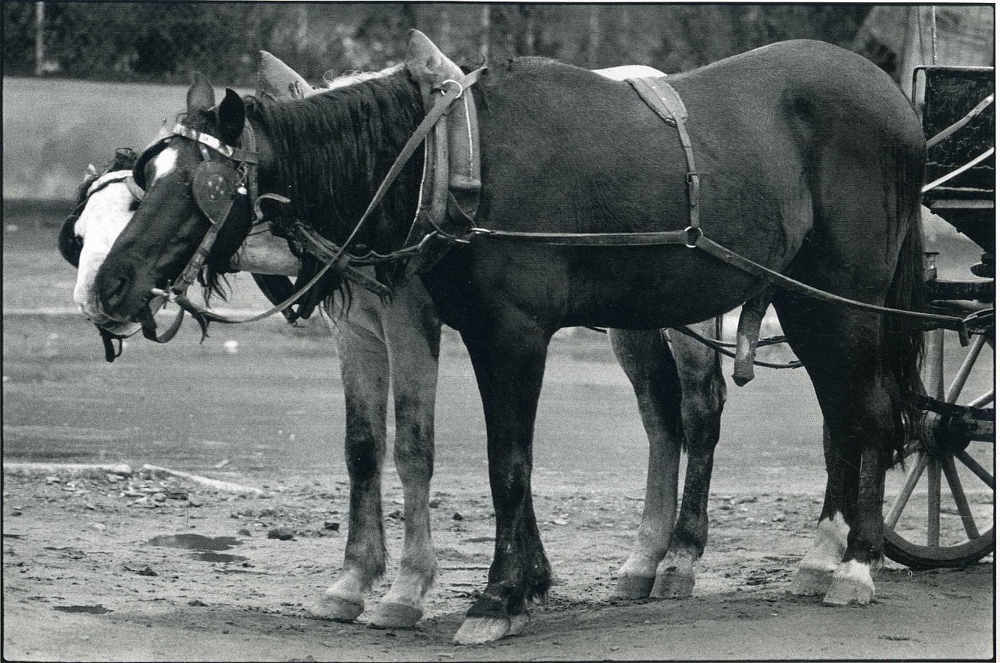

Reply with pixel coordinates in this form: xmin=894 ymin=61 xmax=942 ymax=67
xmin=137 ymin=67 xmax=485 ymax=343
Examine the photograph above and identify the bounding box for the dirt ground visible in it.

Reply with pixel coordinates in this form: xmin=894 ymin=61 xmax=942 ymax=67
xmin=3 ymin=214 xmax=995 ymax=661
xmin=2 ymin=465 xmax=994 ymax=662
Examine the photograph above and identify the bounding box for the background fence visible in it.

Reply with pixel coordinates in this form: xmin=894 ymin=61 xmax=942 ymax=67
xmin=3 ymin=4 xmax=992 ymax=201
xmin=4 ymin=4 xmax=870 ymax=84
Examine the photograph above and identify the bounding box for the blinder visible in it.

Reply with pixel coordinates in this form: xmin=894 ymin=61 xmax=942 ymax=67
xmin=192 ymin=160 xmax=242 ymax=226
xmin=58 ymin=202 xmax=85 ymax=267
xmin=131 ymin=137 xmax=171 ymax=191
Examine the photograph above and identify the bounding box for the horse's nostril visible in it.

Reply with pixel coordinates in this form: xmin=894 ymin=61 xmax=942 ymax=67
xmin=98 ymin=268 xmax=134 ymax=311
xmin=108 ymin=276 xmax=130 ymax=302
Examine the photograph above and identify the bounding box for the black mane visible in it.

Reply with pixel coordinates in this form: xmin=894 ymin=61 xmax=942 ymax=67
xmin=245 ymin=70 xmax=425 ymax=273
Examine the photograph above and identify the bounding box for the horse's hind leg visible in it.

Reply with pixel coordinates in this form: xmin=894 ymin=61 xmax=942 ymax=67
xmin=789 ymin=423 xmax=850 ymax=596
xmin=775 ymin=298 xmax=901 ymax=605
xmin=369 ymin=280 xmax=442 ymax=629
xmin=652 ymin=319 xmax=726 ymax=599
xmin=310 ymin=294 xmax=389 ymax=622
xmin=609 ymin=328 xmax=684 ymax=599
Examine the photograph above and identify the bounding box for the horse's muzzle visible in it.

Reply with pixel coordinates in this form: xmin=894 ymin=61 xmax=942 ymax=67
xmin=82 ymin=295 xmax=158 ymax=339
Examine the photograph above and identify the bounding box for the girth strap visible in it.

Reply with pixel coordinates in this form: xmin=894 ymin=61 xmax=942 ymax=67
xmin=628 ymin=77 xmax=700 ymax=231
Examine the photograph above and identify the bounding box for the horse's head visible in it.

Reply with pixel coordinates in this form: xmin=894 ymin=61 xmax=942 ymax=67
xmin=93 ymin=74 xmax=255 ymax=332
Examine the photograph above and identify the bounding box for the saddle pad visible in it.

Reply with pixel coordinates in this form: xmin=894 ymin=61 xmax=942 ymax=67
xmin=626 ymin=77 xmax=688 ymax=126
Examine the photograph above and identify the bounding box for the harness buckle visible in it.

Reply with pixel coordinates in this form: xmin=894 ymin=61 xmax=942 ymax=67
xmin=686 ymin=172 xmax=701 ymax=205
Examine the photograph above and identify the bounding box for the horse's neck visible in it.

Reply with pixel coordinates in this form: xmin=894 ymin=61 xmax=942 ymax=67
xmin=251 ymin=79 xmax=424 ymax=254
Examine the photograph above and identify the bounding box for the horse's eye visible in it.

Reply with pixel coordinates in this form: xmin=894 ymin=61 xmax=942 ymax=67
xmin=129 ymin=200 xmax=140 ymax=212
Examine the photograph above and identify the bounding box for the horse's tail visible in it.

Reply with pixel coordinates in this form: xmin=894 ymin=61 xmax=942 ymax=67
xmin=884 ymin=146 xmax=927 ymax=446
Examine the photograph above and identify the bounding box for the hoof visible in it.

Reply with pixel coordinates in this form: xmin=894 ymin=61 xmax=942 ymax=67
xmin=822 ymin=561 xmax=874 ymax=606
xmin=308 ymin=594 xmax=365 ymax=622
xmin=368 ymin=602 xmax=423 ymax=629
xmin=614 ymin=574 xmax=655 ymax=599
xmin=789 ymin=566 xmax=834 ymax=596
xmin=650 ymin=570 xmax=695 ymax=599
xmin=453 ymin=614 xmax=530 ymax=645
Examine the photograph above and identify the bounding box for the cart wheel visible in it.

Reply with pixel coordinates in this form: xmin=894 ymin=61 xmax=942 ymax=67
xmin=883 ymin=327 xmax=995 ymax=569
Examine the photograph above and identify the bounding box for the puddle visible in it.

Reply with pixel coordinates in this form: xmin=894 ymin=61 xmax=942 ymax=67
xmin=191 ymin=552 xmax=248 ymax=563
xmin=146 ymin=533 xmax=241 ymax=551
xmin=146 ymin=533 xmax=246 ymax=562
xmin=54 ymin=605 xmax=111 ymax=614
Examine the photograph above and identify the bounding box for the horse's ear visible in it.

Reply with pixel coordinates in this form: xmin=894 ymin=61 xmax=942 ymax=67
xmin=187 ymin=72 xmax=216 ymax=112
xmin=84 ymin=163 xmax=98 ymax=179
xmin=218 ymin=89 xmax=246 ymax=146
xmin=405 ymin=29 xmax=463 ymax=110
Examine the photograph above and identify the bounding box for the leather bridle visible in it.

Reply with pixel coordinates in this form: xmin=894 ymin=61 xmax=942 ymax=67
xmin=130 ymin=121 xmax=261 ymax=343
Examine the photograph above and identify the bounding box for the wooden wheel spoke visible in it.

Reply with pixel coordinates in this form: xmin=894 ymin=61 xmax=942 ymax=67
xmin=942 ymin=456 xmax=981 ymax=540
xmin=946 ymin=334 xmax=987 ymax=403
xmin=927 ymin=459 xmax=941 ymax=547
xmin=966 ymin=390 xmax=994 ymax=408
xmin=886 ymin=452 xmax=929 ymax=530
xmin=956 ymin=449 xmax=995 ymax=490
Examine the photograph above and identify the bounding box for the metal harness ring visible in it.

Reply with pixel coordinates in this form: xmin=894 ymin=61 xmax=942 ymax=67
xmin=684 ymin=225 xmax=702 ymax=249
xmin=439 ymin=79 xmax=464 ymax=98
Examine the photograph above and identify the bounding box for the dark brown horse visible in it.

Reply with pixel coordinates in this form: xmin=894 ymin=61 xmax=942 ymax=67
xmin=92 ymin=37 xmax=926 ymax=643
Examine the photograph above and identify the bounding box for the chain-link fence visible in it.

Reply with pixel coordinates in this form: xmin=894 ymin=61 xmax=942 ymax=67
xmin=5 ymin=3 xmax=871 ymax=86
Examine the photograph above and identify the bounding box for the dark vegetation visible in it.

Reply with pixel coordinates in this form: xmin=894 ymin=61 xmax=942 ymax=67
xmin=4 ymin=3 xmax=869 ymax=85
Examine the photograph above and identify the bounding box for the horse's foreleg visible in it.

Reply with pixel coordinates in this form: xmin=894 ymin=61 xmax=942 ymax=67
xmin=652 ymin=319 xmax=726 ymax=599
xmin=453 ymin=320 xmax=551 ymax=645
xmin=310 ymin=311 xmax=390 ymax=622
xmin=369 ymin=282 xmax=442 ymax=629
xmin=608 ymin=328 xmax=683 ymax=599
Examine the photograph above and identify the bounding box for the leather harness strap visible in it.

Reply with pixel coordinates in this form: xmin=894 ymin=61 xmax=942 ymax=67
xmin=627 ymin=77 xmax=701 ymax=232
xmin=458 ymin=77 xmax=981 ymax=341
xmin=141 ymin=122 xmax=260 ymax=343
xmin=692 ymin=234 xmax=981 ymax=339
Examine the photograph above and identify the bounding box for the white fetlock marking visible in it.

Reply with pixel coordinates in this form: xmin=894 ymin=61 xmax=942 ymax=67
xmin=824 ymin=560 xmax=875 ymax=606
xmin=799 ymin=513 xmax=849 ymax=572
